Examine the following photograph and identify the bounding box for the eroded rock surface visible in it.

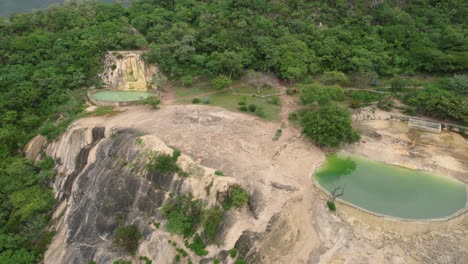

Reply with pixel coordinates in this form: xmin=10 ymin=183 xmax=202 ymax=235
xmin=101 ymin=51 xmax=163 ymax=91
xmin=44 ymin=105 xmax=468 ymax=264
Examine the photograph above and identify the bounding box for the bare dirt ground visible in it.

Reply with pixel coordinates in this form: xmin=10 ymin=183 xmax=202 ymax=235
xmin=68 ymin=104 xmax=468 ymax=263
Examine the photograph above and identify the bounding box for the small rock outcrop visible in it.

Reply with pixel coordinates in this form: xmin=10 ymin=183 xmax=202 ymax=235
xmin=101 ymin=51 xmax=163 ymax=91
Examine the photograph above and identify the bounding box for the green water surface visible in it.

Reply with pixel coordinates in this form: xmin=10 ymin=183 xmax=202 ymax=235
xmin=315 ymin=154 xmax=467 ymax=219
xmin=91 ymin=91 xmax=154 ymax=102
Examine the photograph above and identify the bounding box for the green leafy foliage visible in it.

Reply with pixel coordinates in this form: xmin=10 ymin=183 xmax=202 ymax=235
xmin=188 ymin=234 xmax=208 ymax=256
xmin=203 ymin=208 xmax=224 ymax=243
xmin=192 ymin=98 xmax=201 ymax=104
xmin=161 ymin=195 xmax=203 ymax=237
xmin=406 ymin=87 xmax=467 ymax=120
xmin=235 ymin=259 xmax=247 ymax=264
xmin=349 ymin=91 xmax=382 ymax=107
xmin=212 ymin=75 xmax=232 ymax=90
xmin=214 ymin=170 xmax=224 ymax=176
xmin=300 ymin=84 xmax=344 ymax=105
xmin=113 ymin=225 xmax=142 ymax=255
xmin=322 ymin=71 xmax=348 ymax=85
xmin=230 ymin=248 xmax=238 ymax=258
xmin=222 ymin=186 xmax=250 ymax=210
xmin=301 ymin=106 xmax=360 ymax=148
xmin=141 ymin=97 xmax=161 ymax=109
xmin=146 ymin=152 xmax=180 ymax=174
xmin=327 ymin=201 xmax=336 ymax=211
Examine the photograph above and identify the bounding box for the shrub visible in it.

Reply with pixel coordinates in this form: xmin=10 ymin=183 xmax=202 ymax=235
xmin=192 ymin=98 xmax=201 ymax=104
xmin=444 ymin=74 xmax=467 ymax=95
xmin=223 ymin=185 xmax=250 ymax=210
xmin=235 ymin=260 xmax=247 ymax=264
xmin=172 ymin=149 xmax=181 ymax=161
xmin=214 ymin=170 xmax=224 ymax=176
xmin=135 ymin=138 xmax=144 ymax=146
xmin=285 ymin=87 xmax=296 ymax=95
xmin=212 ymin=75 xmax=232 ymax=90
xmin=406 ymin=87 xmax=467 ymax=120
xmin=182 ymin=75 xmax=193 ymax=86
xmin=175 ymin=255 xmax=180 ymax=262
xmin=349 ymin=100 xmax=362 ymax=109
xmin=116 ymin=53 xmax=124 ymax=59
xmin=402 ymin=108 xmax=416 ymax=116
xmin=327 ymin=201 xmax=336 ymax=211
xmin=239 ymin=105 xmax=248 ymax=112
xmin=273 ymin=129 xmax=282 ymax=141
xmin=161 ymin=195 xmax=203 ymax=237
xmin=230 ymin=248 xmax=238 ymax=258
xmin=248 ymin=104 xmax=257 ymax=112
xmin=238 ymin=101 xmax=246 ymax=106
xmin=254 ymin=106 xmax=266 ymax=118
xmin=188 ymin=234 xmax=208 ymax=256
xmin=322 ymin=70 xmax=348 ymax=85
xmin=213 ymin=259 xmax=220 ymax=264
xmin=377 ymin=95 xmax=393 ymax=111
xmin=267 ymin=96 xmax=281 ymax=105
xmin=113 ymin=225 xmax=142 ymax=255
xmin=350 ymin=91 xmax=381 ymax=105
xmin=202 ymin=96 xmax=211 ymax=104
xmin=141 ymin=96 xmax=161 ymax=109
xmin=147 ymin=152 xmax=179 ymax=174
xmin=203 ymin=208 xmax=224 ymax=242
xmin=390 ymin=77 xmax=407 ymax=92
xmin=288 ymin=112 xmax=299 ymax=121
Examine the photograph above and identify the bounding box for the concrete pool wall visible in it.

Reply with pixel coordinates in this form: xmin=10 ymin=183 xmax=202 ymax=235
xmin=314 ymin=183 xmax=468 ymax=235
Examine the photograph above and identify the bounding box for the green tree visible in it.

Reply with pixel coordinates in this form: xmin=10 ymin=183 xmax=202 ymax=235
xmin=301 ymin=106 xmax=360 ymax=148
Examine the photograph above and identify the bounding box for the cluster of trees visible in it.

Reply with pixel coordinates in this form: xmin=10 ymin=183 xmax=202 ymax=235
xmin=129 ymin=0 xmax=466 ymax=80
xmin=0 ymin=3 xmax=143 ymax=263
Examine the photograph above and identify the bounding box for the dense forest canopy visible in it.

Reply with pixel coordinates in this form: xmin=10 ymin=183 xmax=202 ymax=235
xmin=0 ymin=0 xmax=466 ymax=263
xmin=130 ymin=0 xmax=467 ymax=79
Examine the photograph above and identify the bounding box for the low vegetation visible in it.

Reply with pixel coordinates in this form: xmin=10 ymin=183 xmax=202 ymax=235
xmin=146 ymin=150 xmax=181 ymax=174
xmin=113 ymin=224 xmax=142 ymax=255
xmin=202 ymin=208 xmax=224 ymax=243
xmin=161 ymin=195 xmax=203 ymax=237
xmin=222 ymin=185 xmax=250 ymax=210
xmin=188 ymin=234 xmax=208 ymax=256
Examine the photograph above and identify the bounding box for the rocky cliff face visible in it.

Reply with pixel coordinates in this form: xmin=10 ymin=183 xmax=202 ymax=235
xmin=101 ymin=51 xmax=163 ymax=91
xmin=44 ymin=123 xmax=246 ymax=263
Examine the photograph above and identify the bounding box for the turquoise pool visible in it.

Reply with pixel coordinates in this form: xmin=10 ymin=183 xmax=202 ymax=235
xmin=91 ymin=91 xmax=154 ymax=102
xmin=315 ymin=154 xmax=467 ymax=219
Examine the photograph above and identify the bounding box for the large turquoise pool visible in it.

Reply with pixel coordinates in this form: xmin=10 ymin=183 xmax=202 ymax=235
xmin=315 ymin=154 xmax=467 ymax=219
xmin=91 ymin=91 xmax=154 ymax=102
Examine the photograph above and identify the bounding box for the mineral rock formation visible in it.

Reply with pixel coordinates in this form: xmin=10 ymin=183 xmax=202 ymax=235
xmin=101 ymin=51 xmax=163 ymax=91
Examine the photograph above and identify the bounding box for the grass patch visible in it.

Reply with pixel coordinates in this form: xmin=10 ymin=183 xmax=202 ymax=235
xmin=174 ymin=81 xmax=216 ymax=97
xmin=214 ymin=170 xmax=224 ymax=176
xmin=233 ymin=86 xmax=279 ymax=95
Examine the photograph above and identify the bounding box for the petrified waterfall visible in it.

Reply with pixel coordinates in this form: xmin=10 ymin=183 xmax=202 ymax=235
xmin=101 ymin=51 xmax=162 ymax=91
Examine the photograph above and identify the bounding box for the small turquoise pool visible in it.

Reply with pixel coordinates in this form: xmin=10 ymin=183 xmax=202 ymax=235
xmin=91 ymin=91 xmax=154 ymax=102
xmin=315 ymin=154 xmax=467 ymax=219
